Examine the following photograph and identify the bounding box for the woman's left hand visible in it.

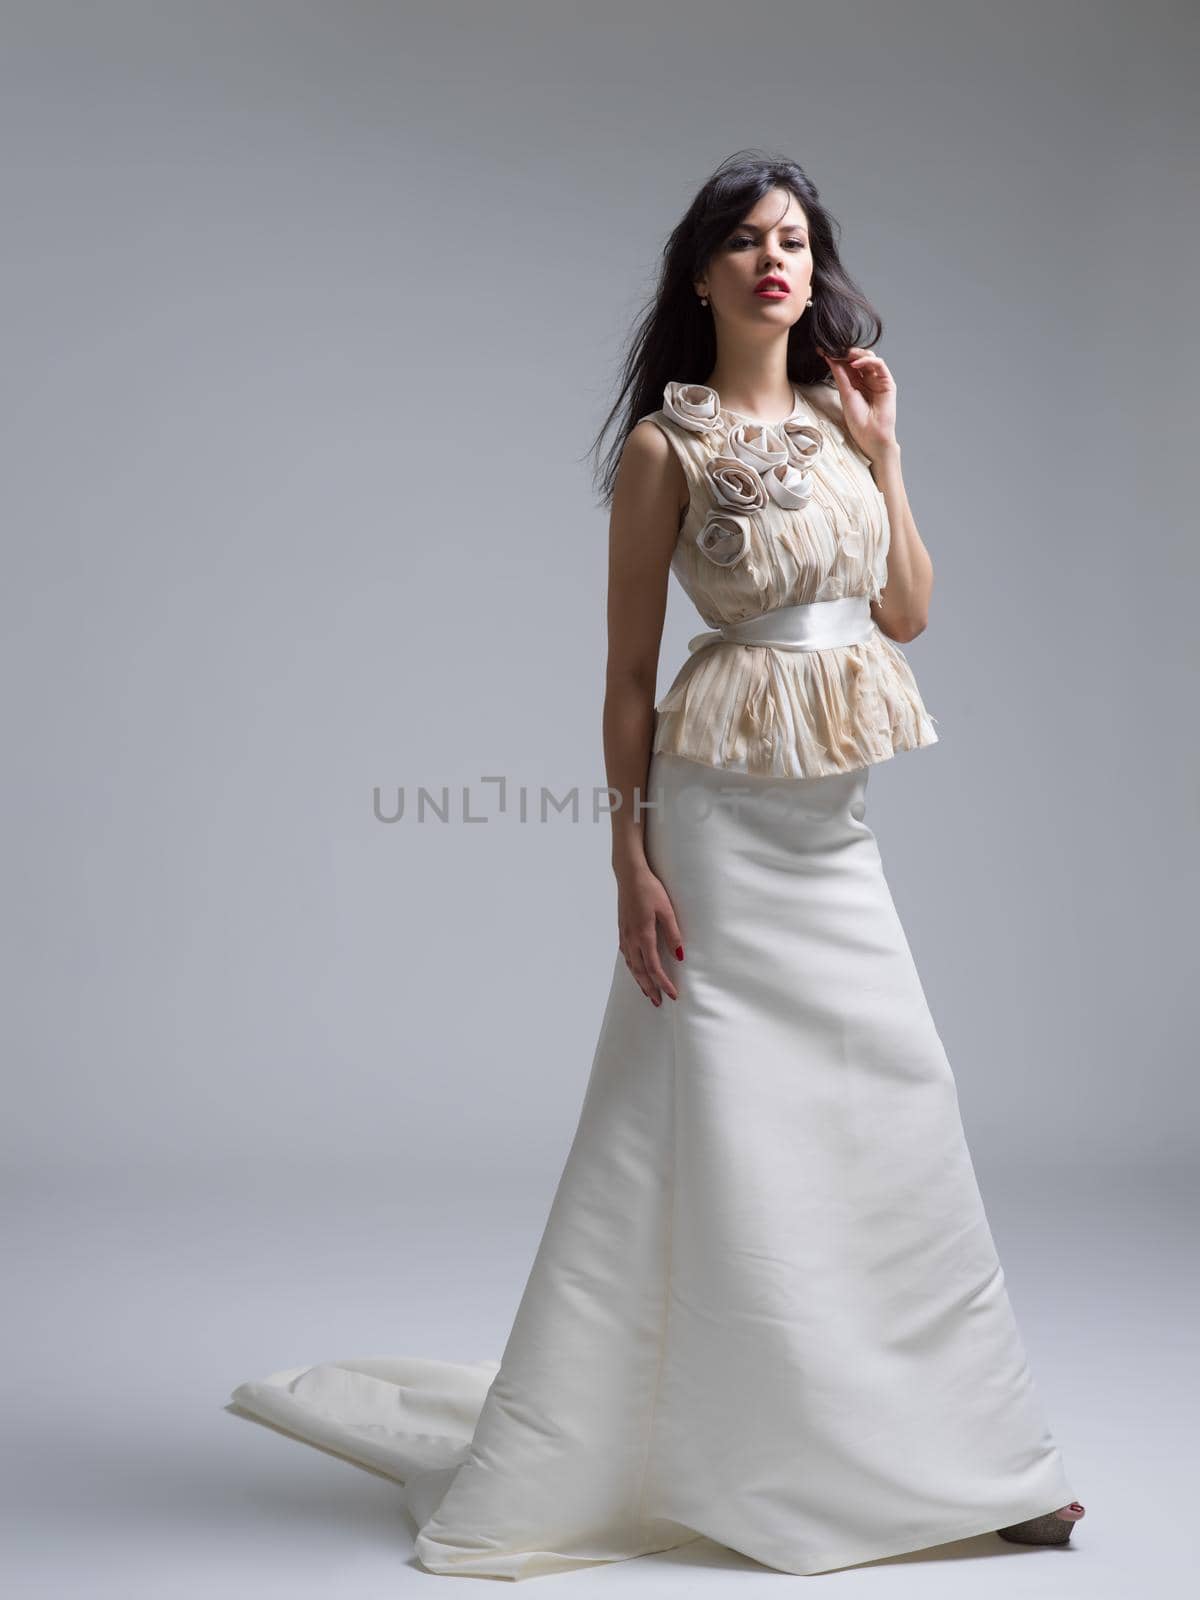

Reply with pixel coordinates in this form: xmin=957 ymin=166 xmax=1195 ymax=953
xmin=817 ymin=346 xmax=899 ymax=460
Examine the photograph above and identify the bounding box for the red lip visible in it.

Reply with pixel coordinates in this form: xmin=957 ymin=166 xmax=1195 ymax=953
xmin=755 ymin=276 xmax=790 ymax=296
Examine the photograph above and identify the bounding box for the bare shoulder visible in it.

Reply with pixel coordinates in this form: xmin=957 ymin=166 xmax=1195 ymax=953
xmin=623 ymin=414 xmax=676 ymax=467
xmin=617 ymin=416 xmax=688 ymax=517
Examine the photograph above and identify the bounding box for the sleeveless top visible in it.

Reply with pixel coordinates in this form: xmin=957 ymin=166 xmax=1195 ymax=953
xmin=641 ymin=377 xmax=940 ymax=780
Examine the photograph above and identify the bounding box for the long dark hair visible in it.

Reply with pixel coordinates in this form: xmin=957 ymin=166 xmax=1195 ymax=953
xmin=588 ymin=149 xmax=883 ymax=506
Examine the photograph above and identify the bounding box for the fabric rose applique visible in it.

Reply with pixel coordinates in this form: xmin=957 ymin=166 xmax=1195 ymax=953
xmin=695 ymin=512 xmax=752 ymax=568
xmin=764 ymin=420 xmax=824 ymax=508
xmin=704 ymin=455 xmax=767 ymax=513
xmin=662 ymin=380 xmax=723 ymax=434
xmin=783 ymin=420 xmax=823 ymax=470
xmin=727 ymin=420 xmax=788 ymax=475
xmin=762 ymin=458 xmax=816 ymax=509
xmin=692 ymin=417 xmax=826 ymax=567
xmin=662 ymin=380 xmax=826 ymax=571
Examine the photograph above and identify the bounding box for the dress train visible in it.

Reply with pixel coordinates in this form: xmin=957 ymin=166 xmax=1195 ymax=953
xmin=229 ymin=752 xmax=1075 ymax=1578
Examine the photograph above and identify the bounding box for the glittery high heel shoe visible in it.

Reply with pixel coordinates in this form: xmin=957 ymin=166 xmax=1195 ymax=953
xmin=996 ymin=1502 xmax=1085 ymax=1545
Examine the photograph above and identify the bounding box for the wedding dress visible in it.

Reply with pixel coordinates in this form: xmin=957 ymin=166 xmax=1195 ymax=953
xmin=228 ymin=379 xmax=1076 ymax=1577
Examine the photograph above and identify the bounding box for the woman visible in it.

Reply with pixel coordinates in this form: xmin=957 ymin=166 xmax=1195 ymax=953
xmin=229 ymin=152 xmax=1086 ymax=1577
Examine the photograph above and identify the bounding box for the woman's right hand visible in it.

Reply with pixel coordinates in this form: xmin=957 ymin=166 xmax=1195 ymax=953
xmin=616 ymin=861 xmax=684 ymax=1007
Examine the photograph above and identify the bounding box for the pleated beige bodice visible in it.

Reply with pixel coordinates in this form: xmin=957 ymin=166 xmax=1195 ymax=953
xmin=643 ymin=377 xmax=940 ymax=779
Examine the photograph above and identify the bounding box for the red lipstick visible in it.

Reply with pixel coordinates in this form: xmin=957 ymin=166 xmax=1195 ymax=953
xmin=755 ymin=275 xmax=790 ymax=299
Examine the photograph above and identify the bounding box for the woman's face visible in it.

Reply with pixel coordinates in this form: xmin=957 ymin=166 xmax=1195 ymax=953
xmin=696 ymin=187 xmax=813 ymax=331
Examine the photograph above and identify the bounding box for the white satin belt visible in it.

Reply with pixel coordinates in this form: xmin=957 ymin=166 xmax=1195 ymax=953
xmin=686 ymin=595 xmax=875 ymax=656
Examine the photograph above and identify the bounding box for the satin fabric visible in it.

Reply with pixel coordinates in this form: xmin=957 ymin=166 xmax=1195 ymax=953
xmin=686 ymin=594 xmax=876 ymax=656
xmin=229 ymin=751 xmax=1075 ymax=1578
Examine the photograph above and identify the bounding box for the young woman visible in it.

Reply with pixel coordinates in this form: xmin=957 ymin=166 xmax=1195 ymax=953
xmin=229 ymin=152 xmax=1086 ymax=1577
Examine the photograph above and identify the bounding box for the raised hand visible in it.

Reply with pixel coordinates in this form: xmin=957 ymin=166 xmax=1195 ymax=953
xmin=817 ymin=345 xmax=899 ymax=461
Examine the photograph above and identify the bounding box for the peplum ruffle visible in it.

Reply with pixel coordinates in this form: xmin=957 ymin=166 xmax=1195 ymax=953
xmin=652 ymin=625 xmax=939 ymax=780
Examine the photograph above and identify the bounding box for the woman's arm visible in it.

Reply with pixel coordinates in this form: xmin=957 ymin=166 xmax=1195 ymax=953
xmin=601 ymin=419 xmax=687 ymax=1006
xmin=819 ymin=347 xmax=934 ymax=643
xmin=868 ymin=443 xmax=933 ymax=643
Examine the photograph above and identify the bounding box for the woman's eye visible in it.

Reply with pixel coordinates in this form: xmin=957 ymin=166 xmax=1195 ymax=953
xmin=728 ymin=236 xmax=805 ymax=250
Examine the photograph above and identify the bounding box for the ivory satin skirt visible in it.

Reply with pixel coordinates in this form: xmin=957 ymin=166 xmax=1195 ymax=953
xmin=228 ymin=751 xmax=1076 ymax=1578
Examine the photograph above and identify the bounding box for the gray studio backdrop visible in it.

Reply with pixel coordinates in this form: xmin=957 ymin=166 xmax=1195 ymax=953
xmin=3 ymin=4 xmax=1196 ymax=1597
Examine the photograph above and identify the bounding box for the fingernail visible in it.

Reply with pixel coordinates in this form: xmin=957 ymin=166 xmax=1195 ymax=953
xmin=675 ymin=946 xmax=684 ymax=960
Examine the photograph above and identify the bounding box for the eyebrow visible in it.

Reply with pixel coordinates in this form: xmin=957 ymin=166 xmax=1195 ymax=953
xmin=732 ymin=223 xmax=808 ymax=235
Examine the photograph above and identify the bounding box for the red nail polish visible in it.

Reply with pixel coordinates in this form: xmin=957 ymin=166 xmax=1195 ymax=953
xmin=675 ymin=946 xmax=684 ymax=960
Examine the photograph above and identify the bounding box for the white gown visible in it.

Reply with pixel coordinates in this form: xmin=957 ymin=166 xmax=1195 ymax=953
xmin=229 ymin=749 xmax=1077 ymax=1578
